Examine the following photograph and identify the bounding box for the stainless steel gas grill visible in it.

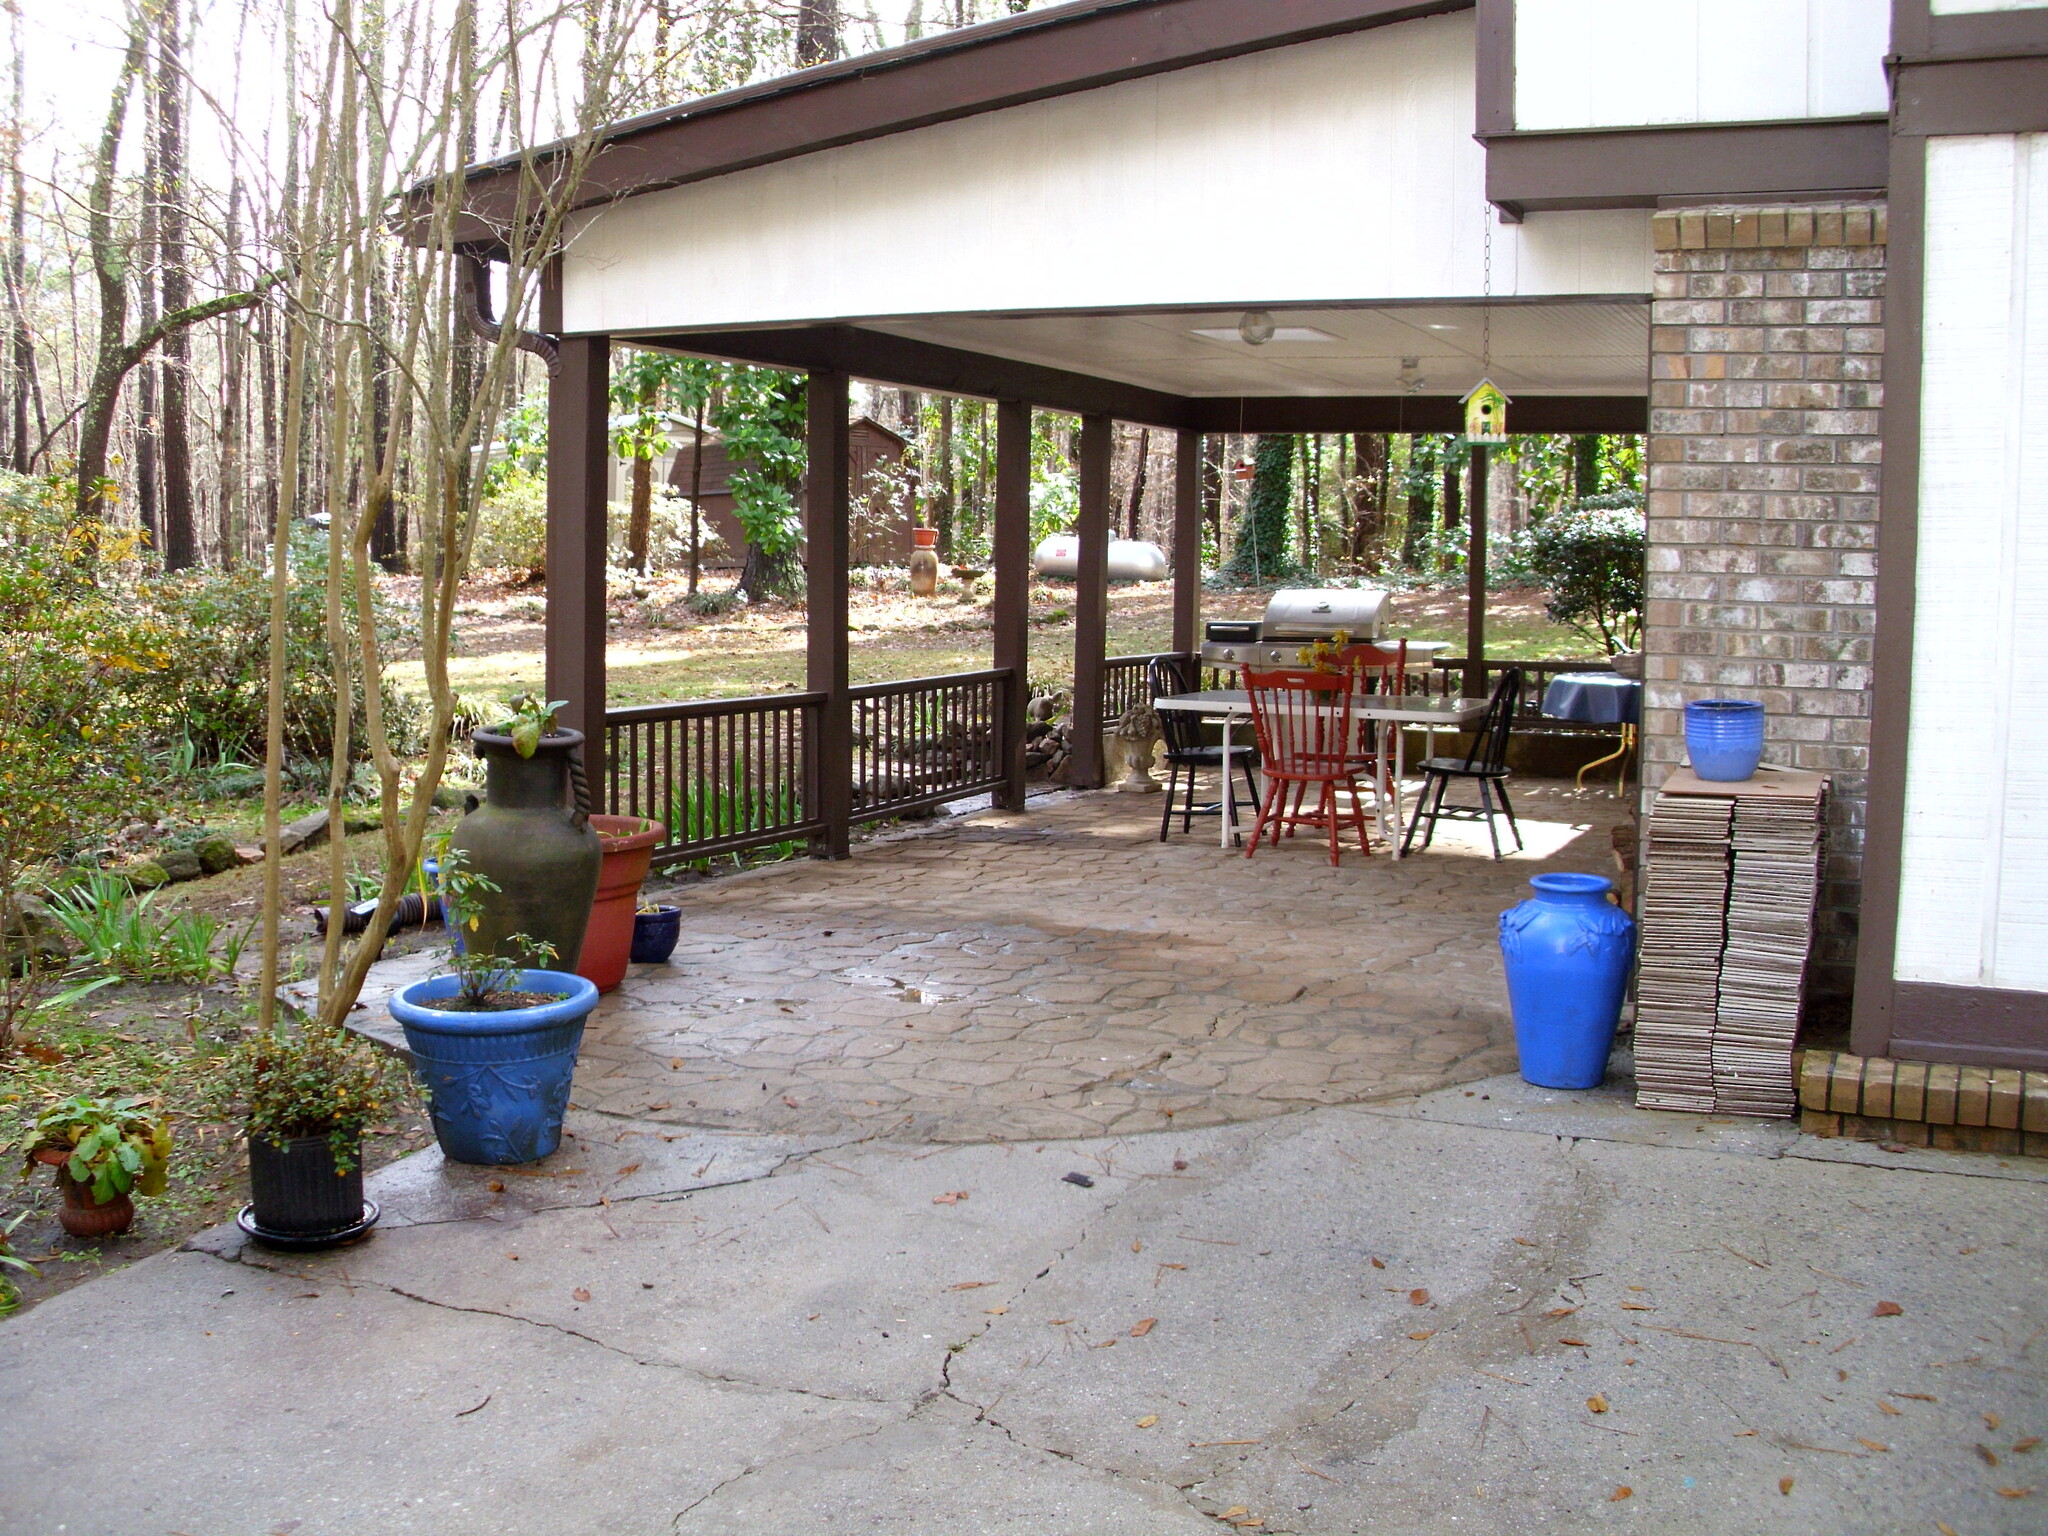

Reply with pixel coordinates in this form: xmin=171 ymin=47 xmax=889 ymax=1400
xmin=1199 ymin=588 xmax=1449 ymax=673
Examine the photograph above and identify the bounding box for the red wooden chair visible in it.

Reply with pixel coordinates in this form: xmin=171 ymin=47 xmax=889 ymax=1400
xmin=1241 ymin=667 xmax=1374 ymax=866
xmin=1334 ymin=640 xmax=1408 ymax=798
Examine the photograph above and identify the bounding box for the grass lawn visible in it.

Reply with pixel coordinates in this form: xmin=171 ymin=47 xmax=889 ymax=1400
xmin=392 ymin=572 xmax=1602 ymax=710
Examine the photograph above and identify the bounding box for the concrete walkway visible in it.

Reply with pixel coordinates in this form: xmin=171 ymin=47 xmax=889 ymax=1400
xmin=5 ymin=1067 xmax=2046 ymax=1535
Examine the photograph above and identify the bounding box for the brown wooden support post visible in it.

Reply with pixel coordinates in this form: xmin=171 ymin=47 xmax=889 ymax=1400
xmin=1172 ymin=429 xmax=1202 ymax=657
xmin=547 ymin=334 xmax=611 ymax=793
xmin=1071 ymin=414 xmax=1112 ymax=788
xmin=1464 ymin=443 xmax=1489 ymax=699
xmin=807 ymin=369 xmax=852 ymax=859
xmin=993 ymin=400 xmax=1032 ymax=811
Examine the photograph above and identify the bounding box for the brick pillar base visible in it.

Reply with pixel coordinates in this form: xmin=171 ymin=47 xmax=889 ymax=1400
xmin=1642 ymin=203 xmax=1885 ymax=1004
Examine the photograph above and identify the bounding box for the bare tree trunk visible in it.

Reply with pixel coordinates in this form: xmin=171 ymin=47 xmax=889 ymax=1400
xmin=934 ymin=392 xmax=954 ymax=556
xmin=1126 ymin=426 xmax=1149 ymax=540
xmin=796 ymin=0 xmax=838 ymax=64
xmin=218 ymin=178 xmax=244 ymax=565
xmin=1201 ymin=433 xmax=1222 ymax=546
xmin=135 ymin=26 xmax=160 ymax=551
xmin=628 ymin=449 xmax=653 ymax=574
xmin=3 ymin=0 xmax=28 ymax=472
xmin=157 ymin=0 xmax=196 ymax=570
xmin=686 ymin=389 xmax=706 ymax=594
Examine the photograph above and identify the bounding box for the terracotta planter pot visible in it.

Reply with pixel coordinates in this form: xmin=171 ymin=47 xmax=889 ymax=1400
xmin=577 ymin=815 xmax=665 ymax=994
xmin=35 ymin=1147 xmax=136 ymax=1240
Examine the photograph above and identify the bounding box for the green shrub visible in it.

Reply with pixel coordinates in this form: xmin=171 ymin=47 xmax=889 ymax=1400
xmin=471 ymin=466 xmax=548 ymax=574
xmin=125 ymin=526 xmax=421 ymax=766
xmin=1505 ymin=493 xmax=1646 ymax=654
xmin=208 ymin=1023 xmax=395 ymax=1170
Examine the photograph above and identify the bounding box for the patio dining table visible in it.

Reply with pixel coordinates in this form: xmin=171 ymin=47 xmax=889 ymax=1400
xmin=1152 ymin=690 xmax=1490 ymax=858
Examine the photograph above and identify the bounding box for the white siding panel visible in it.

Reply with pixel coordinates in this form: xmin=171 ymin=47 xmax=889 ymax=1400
xmin=1896 ymin=134 xmax=2048 ymax=993
xmin=562 ymin=16 xmax=1653 ymax=335
xmin=1513 ymin=0 xmax=1888 ymax=131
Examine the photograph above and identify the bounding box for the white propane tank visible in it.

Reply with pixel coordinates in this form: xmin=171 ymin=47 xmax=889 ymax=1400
xmin=1032 ymin=535 xmax=1170 ymax=583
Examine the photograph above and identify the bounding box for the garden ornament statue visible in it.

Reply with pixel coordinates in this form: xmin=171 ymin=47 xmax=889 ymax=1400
xmin=1113 ymin=702 xmax=1163 ymax=794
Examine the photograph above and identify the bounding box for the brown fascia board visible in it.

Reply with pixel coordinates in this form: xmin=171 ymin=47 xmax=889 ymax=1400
xmin=440 ymin=0 xmax=1472 ymax=244
xmin=636 ymin=324 xmax=1645 ymax=433
xmin=1906 ymin=3 xmax=2048 ymax=63
xmin=1483 ymin=117 xmax=1890 ymax=213
xmin=1894 ymin=55 xmax=2048 ymax=136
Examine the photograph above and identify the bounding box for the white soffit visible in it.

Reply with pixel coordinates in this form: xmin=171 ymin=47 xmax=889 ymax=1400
xmin=562 ymin=13 xmax=1654 ymax=337
xmin=863 ymin=302 xmax=1649 ymax=398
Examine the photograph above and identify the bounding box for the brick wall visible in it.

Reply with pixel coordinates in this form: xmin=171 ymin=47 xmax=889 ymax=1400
xmin=1642 ymin=203 xmax=1886 ymax=1003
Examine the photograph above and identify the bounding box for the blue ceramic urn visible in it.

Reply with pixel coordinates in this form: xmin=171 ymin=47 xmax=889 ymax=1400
xmin=1685 ymin=698 xmax=1766 ymax=782
xmin=1498 ymin=873 xmax=1637 ymax=1090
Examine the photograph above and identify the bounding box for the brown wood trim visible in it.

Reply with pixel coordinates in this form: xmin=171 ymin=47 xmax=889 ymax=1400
xmin=1482 ymin=118 xmax=1890 ymax=212
xmin=992 ymin=400 xmax=1033 ymax=812
xmin=652 ymin=326 xmax=1190 ymax=429
xmin=448 ymin=0 xmax=1473 ymax=237
xmin=805 ymin=371 xmax=853 ymax=860
xmin=1851 ymin=137 xmax=1924 ymax=1060
xmin=1922 ymin=5 xmax=2048 ymax=62
xmin=1894 ymin=55 xmax=2048 ymax=135
xmin=1890 ymin=984 xmax=2048 ymax=1072
xmin=1171 ymin=430 xmax=1203 ymax=656
xmin=1185 ymin=395 xmax=1647 ymax=433
xmin=1473 ymin=0 xmax=1513 ymax=136
xmin=544 ymin=335 xmax=611 ymax=786
xmin=1071 ymin=415 xmax=1113 ymax=789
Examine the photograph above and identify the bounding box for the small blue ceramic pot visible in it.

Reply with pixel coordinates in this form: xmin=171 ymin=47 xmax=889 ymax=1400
xmin=630 ymin=906 xmax=682 ymax=965
xmin=1685 ymin=698 xmax=1765 ymax=781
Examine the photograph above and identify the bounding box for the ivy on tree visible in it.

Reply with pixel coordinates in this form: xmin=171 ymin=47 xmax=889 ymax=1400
xmin=1224 ymin=433 xmax=1298 ymax=584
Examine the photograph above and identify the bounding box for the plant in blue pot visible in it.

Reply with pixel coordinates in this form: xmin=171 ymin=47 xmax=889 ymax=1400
xmin=388 ymin=849 xmax=599 ymax=1165
xmin=1498 ymin=873 xmax=1637 ymax=1090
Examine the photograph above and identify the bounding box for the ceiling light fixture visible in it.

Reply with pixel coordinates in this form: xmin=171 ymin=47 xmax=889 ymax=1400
xmin=1237 ymin=310 xmax=1276 ymax=346
xmin=1397 ymin=356 xmax=1426 ymax=394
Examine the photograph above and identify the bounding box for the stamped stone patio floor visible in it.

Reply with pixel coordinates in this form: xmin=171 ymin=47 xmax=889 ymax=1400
xmin=570 ymin=778 xmax=1631 ymax=1143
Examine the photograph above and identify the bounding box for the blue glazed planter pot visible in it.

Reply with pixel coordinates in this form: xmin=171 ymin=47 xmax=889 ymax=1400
xmin=631 ymin=906 xmax=683 ymax=965
xmin=389 ymin=970 xmax=599 ymax=1166
xmin=1499 ymin=873 xmax=1637 ymax=1090
xmin=1685 ymin=698 xmax=1766 ymax=782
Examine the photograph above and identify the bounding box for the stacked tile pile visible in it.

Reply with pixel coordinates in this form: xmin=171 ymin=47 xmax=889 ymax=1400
xmin=1633 ymin=772 xmax=1828 ymax=1117
xmin=1633 ymin=796 xmax=1734 ymax=1112
xmin=1713 ymin=795 xmax=1828 ymax=1115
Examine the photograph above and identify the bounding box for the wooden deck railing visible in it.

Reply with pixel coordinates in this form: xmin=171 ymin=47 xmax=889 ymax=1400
xmin=605 ymin=692 xmax=826 ymax=870
xmin=849 ymin=669 xmax=1011 ymax=824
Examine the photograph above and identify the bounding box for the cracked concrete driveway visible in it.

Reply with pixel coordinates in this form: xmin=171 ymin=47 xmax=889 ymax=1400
xmin=5 ymin=1072 xmax=2047 ymax=1535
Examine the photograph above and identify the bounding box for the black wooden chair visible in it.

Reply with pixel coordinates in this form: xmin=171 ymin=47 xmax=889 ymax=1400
xmin=1149 ymin=655 xmax=1260 ymax=842
xmin=1400 ymin=668 xmax=1525 ymax=859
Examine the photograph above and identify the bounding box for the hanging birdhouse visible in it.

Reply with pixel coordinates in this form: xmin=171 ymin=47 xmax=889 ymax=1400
xmin=1231 ymin=458 xmax=1257 ymax=482
xmin=1462 ymin=379 xmax=1510 ymax=444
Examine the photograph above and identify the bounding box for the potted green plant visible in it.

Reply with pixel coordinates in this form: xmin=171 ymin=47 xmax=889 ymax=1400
xmin=1 ymin=1210 xmax=38 ymax=1314
xmin=16 ymin=1095 xmax=172 ymax=1239
xmin=210 ymin=1022 xmax=393 ymax=1250
xmin=387 ymin=848 xmax=600 ymax=1166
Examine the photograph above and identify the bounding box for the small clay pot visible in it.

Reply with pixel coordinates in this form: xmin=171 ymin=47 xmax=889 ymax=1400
xmin=35 ymin=1147 xmax=137 ymax=1240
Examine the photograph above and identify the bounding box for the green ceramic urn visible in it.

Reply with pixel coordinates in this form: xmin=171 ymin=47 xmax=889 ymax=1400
xmin=446 ymin=727 xmax=603 ymax=969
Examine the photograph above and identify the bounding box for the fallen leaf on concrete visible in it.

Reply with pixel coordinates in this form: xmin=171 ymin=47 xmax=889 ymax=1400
xmin=1560 ymin=1338 xmax=1589 ymax=1348
xmin=948 ymin=1281 xmax=993 ymax=1290
xmin=1977 ymin=1444 xmax=2001 ymax=1467
xmin=1409 ymin=1289 xmax=1431 ymax=1306
xmin=1132 ymin=1240 xmax=1143 ymax=1253
xmin=1996 ymin=1487 xmax=2036 ymax=1499
xmin=1877 ymin=1400 xmax=1902 ymax=1416
xmin=1514 ymin=1237 xmax=1539 ymax=1247
xmin=1873 ymin=1301 xmax=1904 ymax=1318
xmin=1094 ymin=1338 xmax=1117 ymax=1348
xmin=572 ymin=1288 xmax=591 ymax=1303
xmin=1048 ymin=1318 xmax=1072 ymax=1326
xmin=1610 ymin=1486 xmax=1632 ymax=1502
xmin=1937 ymin=1522 xmax=1959 ymax=1536
xmin=614 ymin=1164 xmax=640 ymax=1178
xmin=1894 ymin=1392 xmax=1937 ymax=1402
xmin=1779 ymin=1476 xmax=1795 ymax=1496
xmin=669 ymin=1058 xmax=682 ymax=1070
xmin=1547 ymin=1307 xmax=1578 ymax=1318
xmin=1137 ymin=1415 xmax=1159 ymax=1428
xmin=1131 ymin=1318 xmax=1157 ymax=1337
xmin=1409 ymin=1330 xmax=1437 ymax=1341
xmin=1062 ymin=1172 xmax=1095 ymax=1188
xmin=2014 ymin=1437 xmax=2041 ymax=1453
xmin=984 ymin=1306 xmax=1008 ymax=1315
xmin=1371 ymin=1257 xmax=1386 ymax=1269
xmin=1220 ymin=1508 xmax=1249 ymax=1520
xmin=931 ymin=1191 xmax=969 ymax=1205
xmin=1172 ymin=1159 xmax=1188 ymax=1170
xmin=1588 ymin=1396 xmax=1610 ymax=1414
xmin=1231 ymin=1520 xmax=1264 ymax=1529
xmin=782 ymin=1096 xmax=800 ymax=1109
xmin=1855 ymin=1438 xmax=1889 ymax=1453
xmin=1619 ymin=1303 xmax=1656 ymax=1312
xmin=1986 ymin=1412 xmax=2003 ymax=1431
xmin=486 ymin=1180 xmax=505 ymax=1193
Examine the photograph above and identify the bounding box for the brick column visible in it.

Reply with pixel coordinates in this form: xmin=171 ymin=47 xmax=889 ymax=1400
xmin=1642 ymin=203 xmax=1885 ymax=1003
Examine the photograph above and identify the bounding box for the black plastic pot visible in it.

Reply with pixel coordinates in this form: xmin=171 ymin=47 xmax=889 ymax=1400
xmin=243 ymin=1132 xmax=374 ymax=1249
xmin=630 ymin=905 xmax=683 ymax=964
